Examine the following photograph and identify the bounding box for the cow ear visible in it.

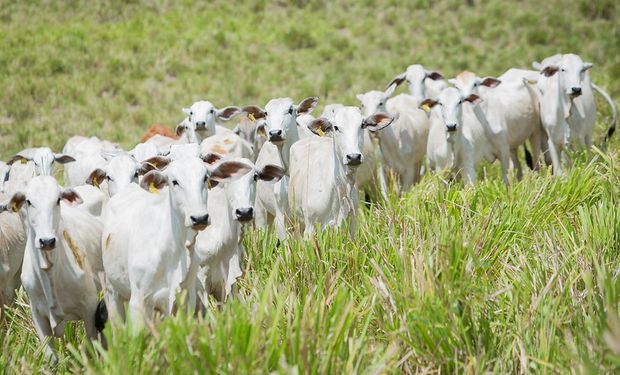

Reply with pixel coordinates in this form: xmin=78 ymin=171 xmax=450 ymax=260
xmin=7 ymin=154 xmax=29 ymax=166
xmin=54 ymin=154 xmax=76 ymax=164
xmin=176 ymin=122 xmax=187 ymax=137
xmin=242 ymin=105 xmax=267 ymax=120
xmin=582 ymin=62 xmax=593 ymax=71
xmin=363 ymin=112 xmax=395 ymax=132
xmin=140 ymin=171 xmax=168 ymax=193
xmin=427 ymin=71 xmax=444 ymax=81
xmin=465 ymin=94 xmax=481 ymax=104
xmin=542 ymin=66 xmax=559 ymax=77
xmin=216 ymin=106 xmax=242 ymax=121
xmin=61 ymin=189 xmax=83 ymax=206
xmin=296 ymin=97 xmax=319 ymax=115
xmin=419 ymin=98 xmax=438 ymax=112
xmin=256 ymin=122 xmax=266 ymax=137
xmin=202 ymin=153 xmax=222 ymax=165
xmin=5 ymin=192 xmax=26 ymax=212
xmin=86 ymin=169 xmax=106 ymax=188
xmin=209 ymin=161 xmax=252 ymax=182
xmin=140 ymin=156 xmax=170 ymax=174
xmin=386 ymin=73 xmax=406 ymax=90
xmin=480 ymin=77 xmax=501 ymax=88
xmin=532 ymin=61 xmax=542 ymax=70
xmin=384 ymin=82 xmax=397 ymax=99
xmin=182 ymin=107 xmax=191 ymax=116
xmin=258 ymin=165 xmax=285 ymax=182
xmin=356 ymin=94 xmax=365 ymax=102
xmin=448 ymin=78 xmax=457 ymax=85
xmin=308 ymin=118 xmax=333 ymax=136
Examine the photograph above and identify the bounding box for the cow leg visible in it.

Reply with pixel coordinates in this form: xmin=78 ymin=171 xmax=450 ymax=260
xmin=529 ymin=131 xmax=542 ymax=171
xmin=499 ymin=148 xmax=511 ymax=186
xmin=274 ymin=210 xmax=288 ymax=240
xmin=546 ymin=138 xmax=563 ymax=176
xmin=128 ymin=294 xmax=147 ymax=329
xmin=31 ymin=308 xmax=57 ymax=363
xmin=510 ymin=149 xmax=523 ymax=180
xmin=377 ymin=163 xmax=390 ymax=202
xmin=105 ymin=287 xmax=126 ymax=323
xmin=253 ymin=199 xmax=269 ymax=229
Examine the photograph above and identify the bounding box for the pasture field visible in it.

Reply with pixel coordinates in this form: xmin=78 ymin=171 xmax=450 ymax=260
xmin=1 ymin=0 xmax=619 ymax=373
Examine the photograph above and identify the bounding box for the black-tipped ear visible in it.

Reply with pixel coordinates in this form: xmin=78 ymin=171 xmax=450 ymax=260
xmin=419 ymin=99 xmax=438 ymax=112
xmin=86 ymin=169 xmax=106 ymax=188
xmin=464 ymin=94 xmax=481 ymax=104
xmin=307 ymin=118 xmax=333 ymax=136
xmin=209 ymin=161 xmax=253 ymax=182
xmin=480 ymin=77 xmax=501 ymax=88
xmin=140 ymin=156 xmax=170 ymax=174
xmin=176 ymin=122 xmax=187 ymax=136
xmin=202 ymin=153 xmax=223 ymax=165
xmin=7 ymin=154 xmax=29 ymax=166
xmin=258 ymin=165 xmax=285 ymax=182
xmin=3 ymin=192 xmax=26 ymax=213
xmin=363 ymin=112 xmax=395 ymax=132
xmin=54 ymin=154 xmax=76 ymax=164
xmin=216 ymin=106 xmax=242 ymax=121
xmin=427 ymin=71 xmax=444 ymax=81
xmin=140 ymin=171 xmax=168 ymax=193
xmin=242 ymin=105 xmax=267 ymax=120
xmin=386 ymin=73 xmax=406 ymax=89
xmin=61 ymin=189 xmax=83 ymax=206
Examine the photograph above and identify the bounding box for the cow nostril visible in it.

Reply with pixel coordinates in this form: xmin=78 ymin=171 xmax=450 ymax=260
xmin=235 ymin=207 xmax=254 ymax=221
xmin=346 ymin=153 xmax=363 ymax=165
xmin=571 ymin=87 xmax=582 ymax=95
xmin=446 ymin=124 xmax=457 ymax=132
xmin=190 ymin=214 xmax=210 ymax=227
xmin=39 ymin=237 xmax=56 ymax=249
xmin=269 ymin=129 xmax=282 ymax=137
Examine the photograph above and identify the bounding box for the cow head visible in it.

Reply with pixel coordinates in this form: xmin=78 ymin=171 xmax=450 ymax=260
xmin=139 ymin=157 xmax=252 ymax=230
xmin=534 ymin=54 xmax=593 ymax=99
xmin=8 ymin=147 xmax=75 ymax=177
xmin=87 ymin=154 xmax=169 ymax=196
xmin=233 ymin=117 xmax=266 ymax=154
xmin=243 ymin=97 xmax=318 ymax=144
xmin=387 ymin=64 xmax=445 ymax=101
xmin=177 ymin=101 xmax=243 ymax=143
xmin=129 ymin=142 xmax=160 ymax=162
xmin=420 ymin=87 xmax=481 ymax=141
xmin=356 ymin=86 xmax=395 ymax=120
xmin=0 ymin=176 xmax=82 ymax=268
xmin=308 ymin=106 xmax=394 ymax=167
xmin=448 ymin=71 xmax=501 ymax=98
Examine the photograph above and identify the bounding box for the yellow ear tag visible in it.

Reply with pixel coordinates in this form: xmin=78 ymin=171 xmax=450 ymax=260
xmin=11 ymin=201 xmax=18 ymax=212
xmin=421 ymin=104 xmax=431 ymax=113
xmin=20 ymin=159 xmax=27 ymax=165
xmin=248 ymin=113 xmax=256 ymax=123
xmin=317 ymin=128 xmax=325 ymax=137
xmin=92 ymin=177 xmax=100 ymax=189
xmin=149 ymin=182 xmax=160 ymax=195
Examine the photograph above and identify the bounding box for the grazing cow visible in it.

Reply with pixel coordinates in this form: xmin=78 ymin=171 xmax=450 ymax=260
xmin=195 ymin=157 xmax=284 ymax=302
xmin=422 ymin=87 xmax=499 ymax=185
xmin=8 ymin=147 xmax=75 ymax=177
xmin=0 ymin=177 xmax=102 ymax=361
xmin=243 ymin=97 xmax=319 ymax=239
xmin=102 ymin=157 xmax=251 ymax=325
xmin=288 ymin=106 xmax=393 ymax=238
xmin=176 ymin=101 xmax=243 ymax=143
xmin=450 ymin=69 xmax=543 ymax=179
xmin=532 ymin=54 xmax=617 ymax=153
xmin=357 ymin=83 xmax=431 ymax=195
xmin=387 ymin=64 xmax=448 ymax=102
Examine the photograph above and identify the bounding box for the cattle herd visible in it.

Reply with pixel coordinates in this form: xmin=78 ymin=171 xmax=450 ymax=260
xmin=0 ymin=52 xmax=617 ymax=361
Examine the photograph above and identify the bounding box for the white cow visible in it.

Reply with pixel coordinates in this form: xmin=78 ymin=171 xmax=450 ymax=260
xmin=387 ymin=64 xmax=448 ymax=102
xmin=63 ymin=136 xmax=119 ymax=188
xmin=243 ymin=97 xmax=319 ymax=239
xmin=233 ymin=117 xmax=267 ymax=158
xmin=449 ymin=69 xmax=543 ymax=180
xmin=357 ymin=84 xmax=431 ymax=194
xmin=0 ymin=206 xmax=25 ymax=309
xmin=101 ymin=156 xmax=251 ymax=325
xmin=288 ymin=107 xmax=394 ymax=238
xmin=200 ymin=131 xmax=254 ymax=161
xmin=195 ymin=157 xmax=284 ymax=303
xmin=8 ymin=147 xmax=75 ymax=176
xmin=176 ymin=101 xmax=243 ymax=143
xmin=129 ymin=142 xmax=160 ymax=162
xmin=422 ymin=87 xmax=499 ymax=185
xmin=0 ymin=177 xmax=102 ymax=360
xmin=532 ymin=54 xmax=617 ymax=152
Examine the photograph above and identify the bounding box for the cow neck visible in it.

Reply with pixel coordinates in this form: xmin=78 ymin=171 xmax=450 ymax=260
xmin=163 ymin=188 xmax=185 ymax=240
xmin=545 ymin=74 xmax=571 ymax=134
xmin=276 ymin=119 xmax=300 ymax=173
xmin=208 ymin=186 xmax=237 ymax=245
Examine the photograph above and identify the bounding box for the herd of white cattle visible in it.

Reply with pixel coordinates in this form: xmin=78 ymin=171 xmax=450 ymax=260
xmin=0 ymin=53 xmax=616 ymax=360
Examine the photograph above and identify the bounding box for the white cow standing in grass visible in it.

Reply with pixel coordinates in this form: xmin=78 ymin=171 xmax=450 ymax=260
xmin=8 ymin=147 xmax=75 ymax=176
xmin=288 ymin=106 xmax=394 ymax=238
xmin=388 ymin=64 xmax=448 ymax=102
xmin=243 ymin=97 xmax=318 ymax=239
xmin=422 ymin=87 xmax=499 ymax=185
xmin=0 ymin=177 xmax=102 ymax=361
xmin=196 ymin=155 xmax=284 ymax=303
xmin=101 ymin=156 xmax=251 ymax=325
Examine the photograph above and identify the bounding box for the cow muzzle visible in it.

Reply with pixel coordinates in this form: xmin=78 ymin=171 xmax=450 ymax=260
xmin=268 ymin=129 xmax=284 ymax=143
xmin=190 ymin=214 xmax=210 ymax=230
xmin=446 ymin=124 xmax=458 ymax=132
xmin=570 ymin=87 xmax=582 ymax=97
xmin=38 ymin=237 xmax=57 ymax=251
xmin=345 ymin=153 xmax=363 ymax=166
xmin=235 ymin=207 xmax=254 ymax=222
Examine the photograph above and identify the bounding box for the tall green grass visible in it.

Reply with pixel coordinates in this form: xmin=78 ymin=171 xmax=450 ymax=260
xmin=1 ymin=0 xmax=619 ymax=373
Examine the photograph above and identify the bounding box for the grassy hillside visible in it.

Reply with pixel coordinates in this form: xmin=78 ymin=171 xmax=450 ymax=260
xmin=1 ymin=0 xmax=619 ymax=373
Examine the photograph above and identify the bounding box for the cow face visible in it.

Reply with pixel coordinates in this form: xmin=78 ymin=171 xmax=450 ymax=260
xmin=420 ymin=87 xmax=480 ymax=141
xmin=87 ymin=155 xmax=169 ymax=196
xmin=1 ymin=177 xmax=82 ymax=260
xmin=537 ymin=54 xmax=593 ymax=99
xmin=309 ymin=106 xmax=394 ymax=167
xmin=178 ymin=101 xmax=242 ymax=142
xmin=449 ymin=71 xmax=501 ymax=98
xmin=386 ymin=64 xmax=444 ymax=101
xmin=243 ymin=97 xmax=318 ymax=144
xmin=357 ymin=89 xmax=392 ymax=119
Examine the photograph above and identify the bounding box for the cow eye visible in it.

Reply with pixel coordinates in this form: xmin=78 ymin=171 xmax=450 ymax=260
xmin=561 ymin=69 xmax=566 ymax=72
xmin=288 ymin=107 xmax=294 ymax=115
xmin=134 ymin=171 xmax=139 ymax=178
xmin=378 ymin=101 xmax=384 ymax=106
xmin=264 ymin=111 xmax=268 ymax=117
xmin=56 ymin=198 xmax=61 ymax=205
xmin=210 ymin=109 xmax=215 ymax=114
xmin=334 ymin=125 xmax=340 ymax=131
xmin=189 ymin=111 xmax=193 ymax=116
xmin=106 ymin=176 xmax=113 ymax=181
xmin=172 ymin=180 xmax=179 ymax=186
xmin=253 ymin=173 xmax=259 ymax=181
xmin=26 ymin=199 xmax=32 ymax=206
